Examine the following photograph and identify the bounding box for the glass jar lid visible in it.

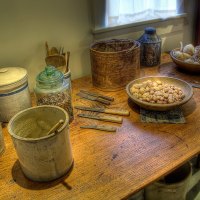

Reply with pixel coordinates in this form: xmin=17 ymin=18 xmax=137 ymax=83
xmin=138 ymin=27 xmax=161 ymax=43
xmin=145 ymin=27 xmax=156 ymax=34
xmin=36 ymin=66 xmax=64 ymax=86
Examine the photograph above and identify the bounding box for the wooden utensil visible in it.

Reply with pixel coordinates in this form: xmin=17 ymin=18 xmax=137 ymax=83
xmin=80 ymin=90 xmax=114 ymax=101
xmin=78 ymin=113 xmax=122 ymax=123
xmin=45 ymin=42 xmax=50 ymax=56
xmin=47 ymin=120 xmax=64 ymax=135
xmin=65 ymin=51 xmax=70 ymax=73
xmin=80 ymin=125 xmax=117 ymax=132
xmin=77 ymin=92 xmax=111 ymax=105
xmin=75 ymin=106 xmax=130 ymax=116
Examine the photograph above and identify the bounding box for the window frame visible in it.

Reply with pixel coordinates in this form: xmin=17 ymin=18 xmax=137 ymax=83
xmin=92 ymin=0 xmax=186 ymax=34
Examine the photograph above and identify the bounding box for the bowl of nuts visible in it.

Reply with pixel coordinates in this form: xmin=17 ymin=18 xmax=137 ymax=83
xmin=126 ymin=76 xmax=193 ymax=111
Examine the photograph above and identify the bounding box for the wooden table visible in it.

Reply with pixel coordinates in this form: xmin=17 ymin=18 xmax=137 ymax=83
xmin=1 ymin=54 xmax=200 ymax=200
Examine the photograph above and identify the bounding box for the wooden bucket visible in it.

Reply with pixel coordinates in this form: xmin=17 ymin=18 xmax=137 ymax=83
xmin=90 ymin=39 xmax=140 ymax=91
xmin=145 ymin=162 xmax=192 ymax=200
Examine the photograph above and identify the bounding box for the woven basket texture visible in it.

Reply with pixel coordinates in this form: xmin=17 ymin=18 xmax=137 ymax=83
xmin=90 ymin=39 xmax=140 ymax=91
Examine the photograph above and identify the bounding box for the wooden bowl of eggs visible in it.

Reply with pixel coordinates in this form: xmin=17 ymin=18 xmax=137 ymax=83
xmin=170 ymin=43 xmax=200 ymax=72
xmin=126 ymin=76 xmax=193 ymax=111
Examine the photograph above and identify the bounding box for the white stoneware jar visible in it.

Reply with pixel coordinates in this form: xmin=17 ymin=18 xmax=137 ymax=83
xmin=8 ymin=105 xmax=73 ymax=182
xmin=0 ymin=67 xmax=31 ymax=122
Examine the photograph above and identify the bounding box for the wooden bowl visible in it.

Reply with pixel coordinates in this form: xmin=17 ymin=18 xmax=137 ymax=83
xmin=170 ymin=49 xmax=200 ymax=73
xmin=126 ymin=76 xmax=193 ymax=111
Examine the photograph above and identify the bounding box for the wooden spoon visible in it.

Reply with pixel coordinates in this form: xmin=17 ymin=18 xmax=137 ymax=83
xmin=47 ymin=120 xmax=64 ymax=135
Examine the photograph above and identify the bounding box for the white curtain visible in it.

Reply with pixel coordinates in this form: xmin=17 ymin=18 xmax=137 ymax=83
xmin=106 ymin=0 xmax=182 ymax=27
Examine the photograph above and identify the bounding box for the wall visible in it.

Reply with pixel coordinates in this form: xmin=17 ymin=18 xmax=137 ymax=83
xmin=0 ymin=0 xmax=93 ymax=90
xmin=0 ymin=1 xmax=196 ymax=91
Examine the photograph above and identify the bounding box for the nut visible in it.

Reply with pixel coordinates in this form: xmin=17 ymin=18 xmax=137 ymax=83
xmin=130 ymin=80 xmax=184 ymax=104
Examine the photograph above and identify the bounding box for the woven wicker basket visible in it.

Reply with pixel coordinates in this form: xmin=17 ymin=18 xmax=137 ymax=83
xmin=90 ymin=39 xmax=140 ymax=91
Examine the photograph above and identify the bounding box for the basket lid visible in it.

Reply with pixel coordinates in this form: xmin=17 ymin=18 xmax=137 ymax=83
xmin=0 ymin=67 xmax=27 ymax=88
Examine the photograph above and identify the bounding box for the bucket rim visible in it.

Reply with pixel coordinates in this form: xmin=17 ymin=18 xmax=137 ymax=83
xmin=8 ymin=105 xmax=69 ymax=142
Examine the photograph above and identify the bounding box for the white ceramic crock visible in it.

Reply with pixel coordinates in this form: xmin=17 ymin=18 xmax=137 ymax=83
xmin=8 ymin=105 xmax=73 ymax=182
xmin=0 ymin=67 xmax=31 ymax=122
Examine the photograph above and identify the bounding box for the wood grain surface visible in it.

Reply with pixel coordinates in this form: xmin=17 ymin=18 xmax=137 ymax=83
xmin=0 ymin=54 xmax=200 ymax=200
xmin=159 ymin=61 xmax=200 ymax=85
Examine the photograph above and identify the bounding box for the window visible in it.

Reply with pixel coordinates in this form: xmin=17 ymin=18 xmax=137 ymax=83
xmin=92 ymin=0 xmax=185 ymax=33
xmin=93 ymin=0 xmax=183 ymax=28
xmin=105 ymin=0 xmax=184 ymax=27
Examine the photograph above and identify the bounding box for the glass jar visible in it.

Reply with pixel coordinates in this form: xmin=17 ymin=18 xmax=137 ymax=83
xmin=34 ymin=66 xmax=73 ymax=123
xmin=138 ymin=27 xmax=161 ymax=66
xmin=64 ymin=69 xmax=72 ymax=92
xmin=64 ymin=69 xmax=73 ymax=121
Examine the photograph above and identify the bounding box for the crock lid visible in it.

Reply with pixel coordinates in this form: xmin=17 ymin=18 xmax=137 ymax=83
xmin=0 ymin=67 xmax=27 ymax=87
xmin=36 ymin=65 xmax=63 ymax=85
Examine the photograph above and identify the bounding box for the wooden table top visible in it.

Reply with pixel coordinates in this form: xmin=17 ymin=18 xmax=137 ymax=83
xmin=1 ymin=54 xmax=200 ymax=200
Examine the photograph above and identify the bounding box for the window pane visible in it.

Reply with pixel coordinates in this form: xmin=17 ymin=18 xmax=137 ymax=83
xmin=106 ymin=0 xmax=181 ymax=27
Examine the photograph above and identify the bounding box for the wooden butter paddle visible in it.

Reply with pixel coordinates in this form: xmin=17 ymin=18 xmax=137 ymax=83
xmin=80 ymin=90 xmax=114 ymax=102
xmin=75 ymin=106 xmax=130 ymax=116
xmin=80 ymin=125 xmax=117 ymax=132
xmin=77 ymin=92 xmax=111 ymax=105
xmin=78 ymin=114 xmax=123 ymax=123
